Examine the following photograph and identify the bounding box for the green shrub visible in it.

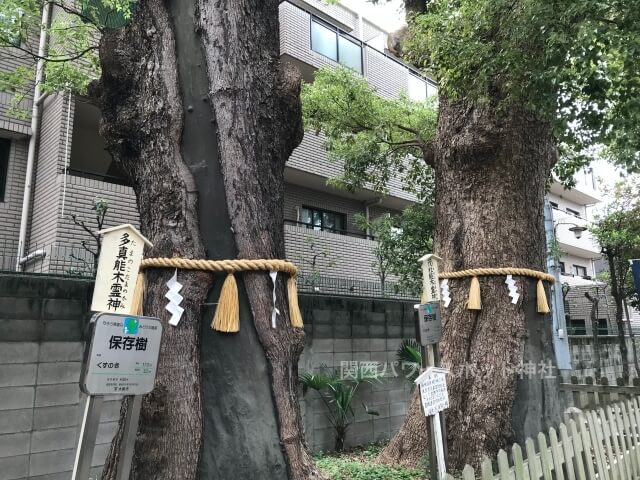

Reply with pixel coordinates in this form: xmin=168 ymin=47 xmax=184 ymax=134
xmin=315 ymin=453 xmax=425 ymax=480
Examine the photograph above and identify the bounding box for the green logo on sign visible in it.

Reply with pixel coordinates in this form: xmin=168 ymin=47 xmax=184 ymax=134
xmin=124 ymin=317 xmax=139 ymax=335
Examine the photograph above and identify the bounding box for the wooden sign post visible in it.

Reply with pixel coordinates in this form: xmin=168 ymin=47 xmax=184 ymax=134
xmin=73 ymin=224 xmax=154 ymax=480
xmin=416 ymin=253 xmax=448 ymax=480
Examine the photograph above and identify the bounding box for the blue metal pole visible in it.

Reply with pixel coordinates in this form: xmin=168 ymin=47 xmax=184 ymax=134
xmin=545 ymin=198 xmax=572 ymax=371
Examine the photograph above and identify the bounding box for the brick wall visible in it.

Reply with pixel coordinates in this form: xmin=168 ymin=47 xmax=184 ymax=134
xmin=0 ymin=138 xmax=28 ymax=267
xmin=285 ymin=223 xmax=382 ymax=282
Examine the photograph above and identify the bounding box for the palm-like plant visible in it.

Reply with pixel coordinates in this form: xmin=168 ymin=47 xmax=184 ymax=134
xmin=396 ymin=339 xmax=422 ymax=384
xmin=300 ymin=366 xmax=382 ymax=451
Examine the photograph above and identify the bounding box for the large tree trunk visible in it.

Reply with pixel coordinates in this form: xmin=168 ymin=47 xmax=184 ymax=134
xmin=379 ymin=100 xmax=564 ymax=470
xmin=94 ymin=1 xmax=320 ymax=478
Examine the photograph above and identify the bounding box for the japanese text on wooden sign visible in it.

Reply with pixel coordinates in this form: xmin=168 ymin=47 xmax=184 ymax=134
xmin=80 ymin=313 xmax=162 ymax=395
xmin=91 ymin=225 xmax=151 ymax=314
xmin=419 ymin=254 xmax=442 ymax=303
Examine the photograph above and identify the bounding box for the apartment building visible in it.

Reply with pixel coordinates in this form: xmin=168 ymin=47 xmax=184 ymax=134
xmin=0 ymin=0 xmax=435 ymax=298
xmin=549 ymin=169 xmax=602 ymax=285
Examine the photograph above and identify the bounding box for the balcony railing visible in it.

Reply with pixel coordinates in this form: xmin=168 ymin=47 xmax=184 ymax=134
xmin=298 ymin=272 xmax=418 ymax=300
xmin=63 ymin=167 xmax=131 ymax=187
xmin=284 ymin=218 xmax=375 ymax=240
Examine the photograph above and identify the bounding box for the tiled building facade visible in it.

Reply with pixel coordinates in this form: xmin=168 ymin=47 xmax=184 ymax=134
xmin=0 ymin=0 xmax=436 ymax=291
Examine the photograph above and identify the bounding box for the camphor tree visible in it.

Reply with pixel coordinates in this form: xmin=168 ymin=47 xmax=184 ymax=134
xmin=591 ymin=179 xmax=640 ymax=381
xmin=303 ymin=0 xmax=640 ymax=468
xmin=2 ymin=1 xmax=320 ymax=479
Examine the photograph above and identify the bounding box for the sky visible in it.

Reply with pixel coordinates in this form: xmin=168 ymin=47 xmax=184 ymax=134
xmin=340 ymin=0 xmax=406 ymax=33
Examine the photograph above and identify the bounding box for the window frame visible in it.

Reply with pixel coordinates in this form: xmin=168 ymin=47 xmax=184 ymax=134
xmin=300 ymin=205 xmax=347 ymax=234
xmin=565 ymin=207 xmax=581 ymax=218
xmin=559 ymin=261 xmax=566 ymax=274
xmin=0 ymin=138 xmax=10 ymax=203
xmin=549 ymin=201 xmax=559 ymax=209
xmin=310 ymin=16 xmax=363 ymax=74
xmin=573 ymin=265 xmax=587 ymax=277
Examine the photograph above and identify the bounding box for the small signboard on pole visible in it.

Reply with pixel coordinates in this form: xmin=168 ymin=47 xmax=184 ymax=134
xmin=415 ymin=367 xmax=449 ymax=417
xmin=417 ymin=302 xmax=442 ymax=346
xmin=415 ymin=366 xmax=449 ymax=480
xmin=80 ymin=313 xmax=162 ymax=396
xmin=73 ymin=313 xmax=161 ymax=480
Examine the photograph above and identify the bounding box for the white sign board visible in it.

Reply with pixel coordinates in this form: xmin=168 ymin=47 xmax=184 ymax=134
xmin=419 ymin=254 xmax=442 ymax=303
xmin=80 ymin=313 xmax=162 ymax=395
xmin=415 ymin=367 xmax=449 ymax=417
xmin=91 ymin=224 xmax=152 ymax=314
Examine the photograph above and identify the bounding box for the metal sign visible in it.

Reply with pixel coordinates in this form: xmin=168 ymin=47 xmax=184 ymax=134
xmin=417 ymin=302 xmax=442 ymax=345
xmin=81 ymin=312 xmax=162 ymax=395
xmin=415 ymin=367 xmax=449 ymax=417
xmin=418 ymin=254 xmax=442 ymax=303
xmin=91 ymin=224 xmax=152 ymax=314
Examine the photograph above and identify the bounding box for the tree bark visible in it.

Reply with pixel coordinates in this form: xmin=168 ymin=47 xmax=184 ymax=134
xmin=585 ymin=291 xmax=602 ymax=381
xmin=608 ymin=253 xmax=630 ymax=383
xmin=379 ymin=100 xmax=564 ymax=470
xmin=94 ymin=0 xmax=320 ymax=478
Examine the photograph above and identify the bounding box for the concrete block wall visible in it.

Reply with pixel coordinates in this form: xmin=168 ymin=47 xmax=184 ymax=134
xmin=0 ymin=275 xmax=118 ymax=479
xmin=569 ymin=336 xmax=640 ymax=381
xmin=298 ymin=294 xmax=415 ymax=451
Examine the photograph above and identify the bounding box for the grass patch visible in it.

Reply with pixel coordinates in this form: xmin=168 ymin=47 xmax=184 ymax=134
xmin=315 ymin=444 xmax=426 ymax=480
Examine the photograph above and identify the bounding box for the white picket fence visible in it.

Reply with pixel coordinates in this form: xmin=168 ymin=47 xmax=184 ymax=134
xmin=445 ymin=398 xmax=640 ymax=479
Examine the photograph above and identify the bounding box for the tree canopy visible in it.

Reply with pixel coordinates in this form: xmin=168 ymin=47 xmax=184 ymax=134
xmin=406 ymin=0 xmax=640 ymax=178
xmin=0 ymin=0 xmax=133 ymax=117
xmin=591 ymin=179 xmax=640 ymax=304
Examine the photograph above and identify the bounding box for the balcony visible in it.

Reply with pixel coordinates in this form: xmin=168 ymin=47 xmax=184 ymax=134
xmin=549 ymin=180 xmax=601 ymax=206
xmin=553 ymin=209 xmax=601 ymax=259
xmin=279 ymin=1 xmax=437 ymax=100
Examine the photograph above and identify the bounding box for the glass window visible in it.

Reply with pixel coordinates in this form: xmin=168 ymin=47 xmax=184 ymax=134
xmin=566 ymin=207 xmax=581 ymax=218
xmin=408 ymin=74 xmax=427 ymax=102
xmin=311 ymin=19 xmax=337 ymax=61
xmin=338 ymin=35 xmax=362 ymax=73
xmin=549 ymin=201 xmax=559 ymax=209
xmin=559 ymin=262 xmax=566 ymax=274
xmin=569 ymin=319 xmax=586 ymax=335
xmin=573 ymin=265 xmax=587 ymax=277
xmin=0 ymin=139 xmax=10 ymax=202
xmin=597 ymin=319 xmax=608 ymax=336
xmin=300 ymin=206 xmax=346 ymax=233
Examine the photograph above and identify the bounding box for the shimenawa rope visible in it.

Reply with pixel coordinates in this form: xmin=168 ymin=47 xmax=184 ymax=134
xmin=130 ymin=258 xmax=303 ymax=332
xmin=438 ymin=267 xmax=554 ymax=313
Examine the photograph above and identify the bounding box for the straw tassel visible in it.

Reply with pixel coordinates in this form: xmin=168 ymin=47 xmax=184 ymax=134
xmin=287 ymin=275 xmax=304 ymax=328
xmin=131 ymin=272 xmax=146 ymax=316
xmin=467 ymin=276 xmax=482 ymax=310
xmin=536 ymin=279 xmax=550 ymax=314
xmin=212 ymin=273 xmax=240 ymax=332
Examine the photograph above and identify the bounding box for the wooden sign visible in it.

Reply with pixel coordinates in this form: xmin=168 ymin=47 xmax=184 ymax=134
xmin=91 ymin=224 xmax=152 ymax=314
xmin=418 ymin=254 xmax=442 ymax=303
